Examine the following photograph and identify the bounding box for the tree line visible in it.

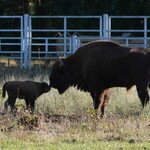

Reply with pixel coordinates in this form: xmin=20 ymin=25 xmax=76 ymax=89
xmin=0 ymin=0 xmax=150 ymax=36
xmin=0 ymin=0 xmax=150 ymax=16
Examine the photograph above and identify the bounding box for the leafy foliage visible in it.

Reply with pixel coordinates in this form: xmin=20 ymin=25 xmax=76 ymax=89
xmin=0 ymin=0 xmax=150 ymax=16
xmin=0 ymin=0 xmax=150 ymax=39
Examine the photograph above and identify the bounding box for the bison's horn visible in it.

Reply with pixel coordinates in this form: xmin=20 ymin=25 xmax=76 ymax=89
xmin=58 ymin=56 xmax=64 ymax=66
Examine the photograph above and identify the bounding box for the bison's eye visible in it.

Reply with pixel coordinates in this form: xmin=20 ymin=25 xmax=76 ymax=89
xmin=56 ymin=65 xmax=68 ymax=74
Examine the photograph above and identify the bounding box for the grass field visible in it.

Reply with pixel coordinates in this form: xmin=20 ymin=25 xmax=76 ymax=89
xmin=0 ymin=66 xmax=150 ymax=150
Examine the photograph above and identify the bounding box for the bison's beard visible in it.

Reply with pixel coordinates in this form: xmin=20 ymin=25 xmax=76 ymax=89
xmin=58 ymin=89 xmax=66 ymax=94
xmin=57 ymin=85 xmax=70 ymax=94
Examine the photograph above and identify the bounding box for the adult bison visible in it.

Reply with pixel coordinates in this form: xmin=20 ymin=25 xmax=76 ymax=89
xmin=2 ymin=81 xmax=51 ymax=114
xmin=49 ymin=40 xmax=150 ymax=116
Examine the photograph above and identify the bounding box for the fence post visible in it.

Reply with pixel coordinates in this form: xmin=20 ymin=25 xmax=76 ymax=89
xmin=72 ymin=34 xmax=78 ymax=53
xmin=144 ymin=17 xmax=147 ymax=48
xmin=45 ymin=38 xmax=48 ymax=54
xmin=28 ymin=15 xmax=32 ymax=68
xmin=0 ymin=40 xmax=2 ymax=51
xmin=99 ymin=16 xmax=103 ymax=39
xmin=63 ymin=17 xmax=67 ymax=57
xmin=20 ymin=16 xmax=24 ymax=69
xmin=23 ymin=14 xmax=29 ymax=68
xmin=23 ymin=14 xmax=31 ymax=69
xmin=103 ymin=14 xmax=111 ymax=40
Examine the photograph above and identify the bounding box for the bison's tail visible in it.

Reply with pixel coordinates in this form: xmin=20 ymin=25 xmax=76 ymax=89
xmin=2 ymin=82 xmax=7 ymax=98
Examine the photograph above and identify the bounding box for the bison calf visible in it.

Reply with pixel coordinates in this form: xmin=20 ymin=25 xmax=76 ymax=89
xmin=2 ymin=81 xmax=51 ymax=114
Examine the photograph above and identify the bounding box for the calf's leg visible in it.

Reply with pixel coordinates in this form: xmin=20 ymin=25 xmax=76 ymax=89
xmin=4 ymin=100 xmax=9 ymax=113
xmin=4 ymin=96 xmax=17 ymax=115
xmin=4 ymin=97 xmax=16 ymax=113
xmin=9 ymin=98 xmax=17 ymax=115
xmin=25 ymin=99 xmax=30 ymax=110
xmin=30 ymin=100 xmax=35 ymax=114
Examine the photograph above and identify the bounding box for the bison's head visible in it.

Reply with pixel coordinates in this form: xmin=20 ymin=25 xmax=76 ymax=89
xmin=49 ymin=59 xmax=73 ymax=94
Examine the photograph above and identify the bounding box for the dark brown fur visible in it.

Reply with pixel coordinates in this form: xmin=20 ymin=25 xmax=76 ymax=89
xmin=50 ymin=40 xmax=150 ymax=116
xmin=2 ymin=81 xmax=51 ymax=114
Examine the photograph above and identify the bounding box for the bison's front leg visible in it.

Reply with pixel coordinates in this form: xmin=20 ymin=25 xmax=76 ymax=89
xmin=90 ymin=92 xmax=99 ymax=109
xmin=90 ymin=91 xmax=103 ymax=117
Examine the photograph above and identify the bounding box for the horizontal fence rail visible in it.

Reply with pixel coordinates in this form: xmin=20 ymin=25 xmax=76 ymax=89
xmin=0 ymin=14 xmax=150 ymax=68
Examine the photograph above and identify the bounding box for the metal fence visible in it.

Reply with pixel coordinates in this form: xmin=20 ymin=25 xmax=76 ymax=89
xmin=0 ymin=14 xmax=150 ymax=68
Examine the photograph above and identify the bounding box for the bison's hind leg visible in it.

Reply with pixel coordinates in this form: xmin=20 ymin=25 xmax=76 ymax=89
xmin=99 ymin=89 xmax=111 ymax=118
xmin=137 ymin=89 xmax=149 ymax=107
xmin=136 ymin=80 xmax=150 ymax=108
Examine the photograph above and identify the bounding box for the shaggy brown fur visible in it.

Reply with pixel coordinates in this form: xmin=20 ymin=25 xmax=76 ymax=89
xmin=50 ymin=40 xmax=150 ymax=116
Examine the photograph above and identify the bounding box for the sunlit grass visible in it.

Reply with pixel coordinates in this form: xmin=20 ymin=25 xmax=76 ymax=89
xmin=0 ymin=131 xmax=150 ymax=150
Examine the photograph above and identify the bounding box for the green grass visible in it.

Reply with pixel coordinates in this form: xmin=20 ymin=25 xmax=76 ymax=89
xmin=0 ymin=68 xmax=150 ymax=149
xmin=0 ymin=132 xmax=150 ymax=150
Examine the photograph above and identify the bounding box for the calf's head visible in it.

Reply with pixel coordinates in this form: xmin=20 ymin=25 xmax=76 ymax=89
xmin=41 ymin=82 xmax=51 ymax=93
